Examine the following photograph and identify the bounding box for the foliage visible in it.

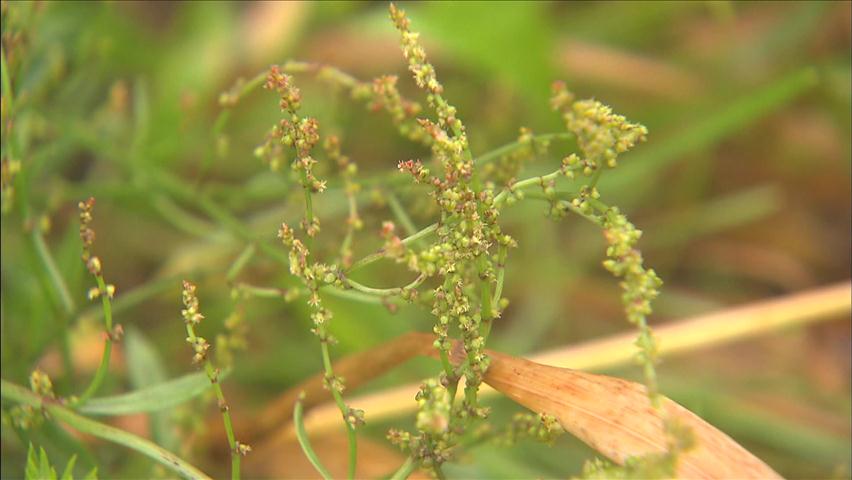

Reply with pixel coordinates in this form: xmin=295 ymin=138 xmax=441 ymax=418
xmin=1 ymin=1 xmax=849 ymax=479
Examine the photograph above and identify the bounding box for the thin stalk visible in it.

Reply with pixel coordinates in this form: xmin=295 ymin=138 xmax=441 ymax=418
xmin=235 ymin=283 xmax=290 ymax=300
xmin=319 ymin=340 xmax=357 ymax=480
xmin=184 ymin=321 xmax=240 ymax=480
xmin=347 ymin=223 xmax=438 ymax=273
xmin=30 ymin=228 xmax=75 ymax=380
xmin=300 ymin=169 xmax=315 ymax=253
xmin=491 ymin=245 xmax=508 ymax=314
xmin=200 ymin=72 xmax=266 ymax=178
xmin=477 ymin=255 xmax=494 ymax=340
xmin=1 ymin=43 xmax=13 ymax=113
xmin=386 ymin=191 xmax=420 ymax=239
xmin=75 ymin=275 xmax=114 ymax=405
xmin=0 ymin=379 xmax=212 ymax=480
xmin=493 ymin=169 xmax=568 ymax=207
xmin=294 ymin=395 xmax=334 ymax=480
xmin=472 ymin=132 xmax=572 ymax=168
xmin=226 ymin=244 xmax=257 ymax=282
xmin=31 ymin=228 xmax=75 ymax=315
xmin=344 ymin=274 xmax=426 ymax=297
xmin=389 ymin=456 xmax=416 ymax=480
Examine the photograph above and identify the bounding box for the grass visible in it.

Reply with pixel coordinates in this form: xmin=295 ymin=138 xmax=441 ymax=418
xmin=1 ymin=2 xmax=850 ymax=479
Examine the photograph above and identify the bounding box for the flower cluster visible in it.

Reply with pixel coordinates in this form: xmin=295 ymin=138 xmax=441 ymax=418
xmin=495 ymin=412 xmax=564 ymax=447
xmin=78 ymin=197 xmax=101 ymax=276
xmin=387 ymin=380 xmax=454 ymax=472
xmin=551 ymin=81 xmax=648 ymax=173
xmin=383 ymin=4 xmax=517 ymax=471
xmin=370 ymin=75 xmax=430 ymax=145
xmin=181 ymin=281 xmax=210 ymax=365
xmin=601 ymin=208 xmax=663 ymax=400
xmin=258 ymin=67 xmax=325 ymax=236
xmin=29 ymin=369 xmax=55 ymax=399
xmin=179 ymin=281 xmax=251 ymax=470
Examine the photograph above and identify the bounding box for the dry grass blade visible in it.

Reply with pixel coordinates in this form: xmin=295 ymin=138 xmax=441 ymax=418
xmin=482 ymin=349 xmax=782 ymax=479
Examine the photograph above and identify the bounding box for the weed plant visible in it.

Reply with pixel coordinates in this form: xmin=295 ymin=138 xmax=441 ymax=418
xmin=1 ymin=2 xmax=849 ymax=479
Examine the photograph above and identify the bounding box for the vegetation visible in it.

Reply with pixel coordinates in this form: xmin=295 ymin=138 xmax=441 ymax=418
xmin=2 ymin=2 xmax=850 ymax=479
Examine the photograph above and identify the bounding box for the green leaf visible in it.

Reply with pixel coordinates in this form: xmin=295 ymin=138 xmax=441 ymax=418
xmin=59 ymin=455 xmax=76 ymax=480
xmin=294 ymin=396 xmax=333 ymax=480
xmin=78 ymin=370 xmax=228 ymax=416
xmin=123 ymin=327 xmax=178 ymax=451
xmin=25 ymin=444 xmax=58 ymax=480
xmin=3 ymin=380 xmax=211 ymax=480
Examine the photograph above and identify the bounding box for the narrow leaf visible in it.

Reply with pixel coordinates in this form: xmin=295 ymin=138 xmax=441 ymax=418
xmin=294 ymin=395 xmax=334 ymax=480
xmin=79 ymin=370 xmax=228 ymax=416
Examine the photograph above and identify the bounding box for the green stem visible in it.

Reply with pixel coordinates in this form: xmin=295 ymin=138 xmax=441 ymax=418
xmin=491 ymin=245 xmax=508 ymax=313
xmin=478 ymin=255 xmax=494 ymax=339
xmin=473 ymin=132 xmax=572 ymax=167
xmin=1 ymin=379 xmax=212 ymax=479
xmin=185 ymin=322 xmax=240 ymax=480
xmin=493 ymin=168 xmax=572 ymax=207
xmin=1 ymin=43 xmax=13 ymax=113
xmin=30 ymin=227 xmax=75 ymax=382
xmin=226 ymin=244 xmax=257 ymax=282
xmin=389 ymin=456 xmax=416 ymax=480
xmin=347 ymin=223 xmax=438 ymax=273
xmin=294 ymin=395 xmax=334 ymax=480
xmin=31 ymin=228 xmax=75 ymax=315
xmin=319 ymin=340 xmax=357 ymax=479
xmin=75 ymin=275 xmax=114 ymax=405
xmin=344 ymin=274 xmax=426 ymax=297
xmin=300 ymin=168 xmax=315 ymax=253
xmin=386 ymin=191 xmax=420 ymax=239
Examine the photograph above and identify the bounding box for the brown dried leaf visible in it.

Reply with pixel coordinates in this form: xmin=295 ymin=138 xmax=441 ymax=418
xmin=482 ymin=350 xmax=782 ymax=479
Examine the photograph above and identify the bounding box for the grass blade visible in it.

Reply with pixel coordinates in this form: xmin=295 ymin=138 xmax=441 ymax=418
xmin=294 ymin=395 xmax=333 ymax=480
xmin=79 ymin=370 xmax=228 ymax=416
xmin=2 ymin=379 xmax=211 ymax=480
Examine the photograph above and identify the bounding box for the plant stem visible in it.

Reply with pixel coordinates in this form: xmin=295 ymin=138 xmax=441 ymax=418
xmin=294 ymin=395 xmax=334 ymax=480
xmin=319 ymin=340 xmax=357 ymax=479
xmin=1 ymin=379 xmax=212 ymax=480
xmin=491 ymin=245 xmax=508 ymax=314
xmin=386 ymin=191 xmax=420 ymax=239
xmin=493 ymin=169 xmax=569 ymax=207
xmin=30 ymin=227 xmax=75 ymax=381
xmin=477 ymin=255 xmax=494 ymax=340
xmin=75 ymin=274 xmax=114 ymax=405
xmin=184 ymin=321 xmax=240 ymax=480
xmin=226 ymin=244 xmax=257 ymax=282
xmin=347 ymin=223 xmax=438 ymax=273
xmin=31 ymin=228 xmax=75 ymax=315
xmin=472 ymin=132 xmax=572 ymax=168
xmin=389 ymin=456 xmax=416 ymax=480
xmin=344 ymin=274 xmax=426 ymax=297
xmin=300 ymin=169 xmax=315 ymax=253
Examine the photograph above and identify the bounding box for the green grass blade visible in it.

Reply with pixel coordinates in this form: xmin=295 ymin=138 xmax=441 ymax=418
xmin=294 ymin=395 xmax=334 ymax=480
xmin=2 ymin=380 xmax=212 ymax=480
xmin=78 ymin=370 xmax=228 ymax=416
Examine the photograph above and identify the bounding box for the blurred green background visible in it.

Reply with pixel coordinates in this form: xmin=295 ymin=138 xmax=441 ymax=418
xmin=1 ymin=1 xmax=850 ymax=479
